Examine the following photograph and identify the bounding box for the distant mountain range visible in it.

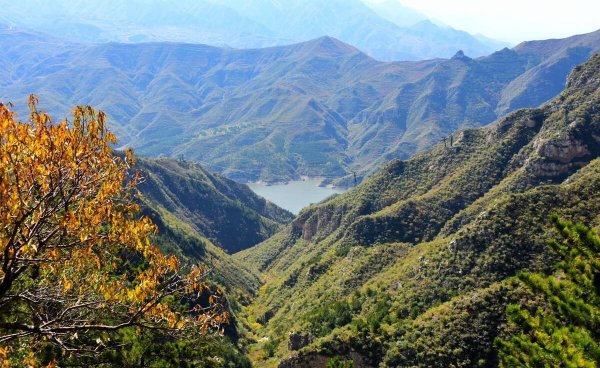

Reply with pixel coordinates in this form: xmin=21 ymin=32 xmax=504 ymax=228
xmin=1 ymin=27 xmax=598 ymax=185
xmin=0 ymin=0 xmax=506 ymax=61
xmin=236 ymin=52 xmax=600 ymax=367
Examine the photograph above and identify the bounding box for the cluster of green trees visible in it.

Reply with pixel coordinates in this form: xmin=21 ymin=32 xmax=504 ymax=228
xmin=498 ymin=216 xmax=600 ymax=366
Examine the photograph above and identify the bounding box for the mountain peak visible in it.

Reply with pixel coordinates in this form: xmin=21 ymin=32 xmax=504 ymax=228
xmin=411 ymin=19 xmax=438 ymax=30
xmin=300 ymin=36 xmax=362 ymax=56
xmin=451 ymin=50 xmax=471 ymax=60
xmin=567 ymin=52 xmax=600 ymax=89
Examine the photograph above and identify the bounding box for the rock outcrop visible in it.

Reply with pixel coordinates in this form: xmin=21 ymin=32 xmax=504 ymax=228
xmin=288 ymin=332 xmax=313 ymax=351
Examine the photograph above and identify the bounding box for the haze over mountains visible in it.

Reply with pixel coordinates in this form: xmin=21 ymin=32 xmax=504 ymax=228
xmin=1 ymin=26 xmax=598 ymax=185
xmin=0 ymin=0 xmax=506 ymax=61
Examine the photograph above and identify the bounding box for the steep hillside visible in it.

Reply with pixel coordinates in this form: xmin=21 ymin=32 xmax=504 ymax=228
xmin=0 ymin=0 xmax=502 ymax=61
xmin=1 ymin=28 xmax=598 ymax=185
xmin=135 ymin=156 xmax=294 ymax=254
xmin=145 ymin=198 xmax=262 ymax=299
xmin=87 ymin=154 xmax=290 ymax=301
xmin=236 ymin=54 xmax=600 ymax=367
xmin=129 ymin=156 xmax=296 ymax=365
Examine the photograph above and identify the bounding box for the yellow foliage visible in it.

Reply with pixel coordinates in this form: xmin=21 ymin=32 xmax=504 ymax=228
xmin=0 ymin=347 xmax=10 ymax=368
xmin=0 ymin=97 xmax=227 ymax=362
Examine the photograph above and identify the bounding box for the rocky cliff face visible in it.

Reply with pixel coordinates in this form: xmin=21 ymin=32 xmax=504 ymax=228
xmin=287 ymin=332 xmax=314 ymax=351
xmin=529 ymin=137 xmax=591 ymax=177
xmin=523 ymin=56 xmax=600 ymax=180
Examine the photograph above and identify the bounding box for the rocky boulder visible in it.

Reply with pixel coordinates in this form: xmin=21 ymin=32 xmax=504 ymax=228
xmin=288 ymin=332 xmax=313 ymax=351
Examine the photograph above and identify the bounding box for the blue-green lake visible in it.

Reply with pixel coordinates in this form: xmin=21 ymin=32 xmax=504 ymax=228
xmin=248 ymin=179 xmax=345 ymax=214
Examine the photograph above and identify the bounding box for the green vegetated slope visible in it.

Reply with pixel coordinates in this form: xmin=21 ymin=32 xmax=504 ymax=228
xmin=135 ymin=156 xmax=293 ymax=254
xmin=130 ymin=196 xmax=259 ymax=367
xmin=1 ymin=28 xmax=599 ymax=185
xmin=63 ymin=154 xmax=294 ymax=366
xmin=130 ymin=156 xmax=292 ymax=298
xmin=128 ymin=156 xmax=293 ymax=365
xmin=236 ymin=53 xmax=600 ymax=367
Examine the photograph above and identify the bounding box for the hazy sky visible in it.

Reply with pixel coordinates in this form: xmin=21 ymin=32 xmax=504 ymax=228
xmin=396 ymin=0 xmax=600 ymax=44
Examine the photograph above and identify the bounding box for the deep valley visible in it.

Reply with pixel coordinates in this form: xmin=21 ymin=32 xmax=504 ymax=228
xmin=0 ymin=3 xmax=599 ymax=367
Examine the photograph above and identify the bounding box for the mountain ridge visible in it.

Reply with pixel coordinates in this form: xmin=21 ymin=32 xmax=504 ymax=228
xmin=1 ymin=28 xmax=599 ymax=186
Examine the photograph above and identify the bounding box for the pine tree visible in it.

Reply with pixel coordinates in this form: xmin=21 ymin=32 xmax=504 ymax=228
xmin=497 ymin=215 xmax=600 ymax=367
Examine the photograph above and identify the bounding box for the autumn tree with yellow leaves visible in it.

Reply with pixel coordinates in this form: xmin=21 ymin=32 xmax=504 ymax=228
xmin=0 ymin=97 xmax=228 ymax=365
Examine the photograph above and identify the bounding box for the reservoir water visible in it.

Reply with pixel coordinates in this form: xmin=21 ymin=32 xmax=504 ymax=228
xmin=248 ymin=178 xmax=346 ymax=214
